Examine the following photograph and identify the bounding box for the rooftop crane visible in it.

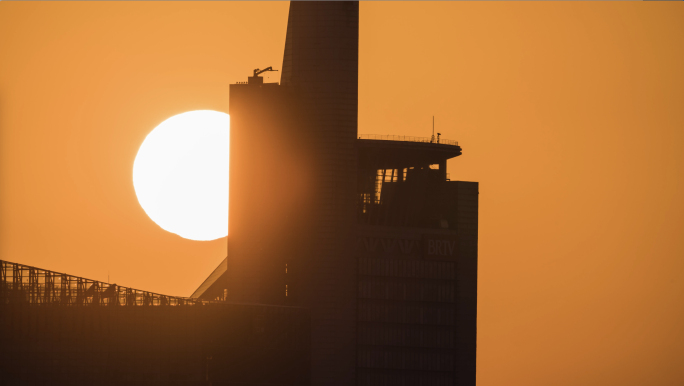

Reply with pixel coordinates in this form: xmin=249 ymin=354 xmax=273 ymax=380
xmin=245 ymin=66 xmax=279 ymax=85
xmin=253 ymin=67 xmax=278 ymax=77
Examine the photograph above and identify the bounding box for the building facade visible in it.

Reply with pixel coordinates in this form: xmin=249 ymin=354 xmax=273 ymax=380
xmin=0 ymin=260 xmax=310 ymax=386
xmin=194 ymin=2 xmax=479 ymax=385
xmin=354 ymin=139 xmax=478 ymax=385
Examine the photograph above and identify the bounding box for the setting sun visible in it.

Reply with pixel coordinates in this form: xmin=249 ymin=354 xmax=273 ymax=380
xmin=133 ymin=110 xmax=230 ymax=241
xmin=2 ymin=2 xmax=684 ymax=385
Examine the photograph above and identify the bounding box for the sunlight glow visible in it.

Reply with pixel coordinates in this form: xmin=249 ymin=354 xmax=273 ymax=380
xmin=133 ymin=110 xmax=229 ymax=241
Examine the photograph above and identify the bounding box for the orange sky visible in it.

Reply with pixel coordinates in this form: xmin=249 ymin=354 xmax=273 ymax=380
xmin=1 ymin=2 xmax=683 ymax=385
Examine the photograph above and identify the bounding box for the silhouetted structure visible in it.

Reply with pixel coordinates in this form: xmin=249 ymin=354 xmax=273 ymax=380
xmin=193 ymin=2 xmax=478 ymax=386
xmin=0 ymin=260 xmax=310 ymax=385
xmin=1 ymin=2 xmax=478 ymax=385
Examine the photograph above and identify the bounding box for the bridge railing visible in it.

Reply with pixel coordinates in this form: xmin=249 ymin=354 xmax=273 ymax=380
xmin=0 ymin=260 xmax=196 ymax=306
xmin=358 ymin=134 xmax=459 ymax=146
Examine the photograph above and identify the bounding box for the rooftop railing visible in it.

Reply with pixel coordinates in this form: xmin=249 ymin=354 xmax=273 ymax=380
xmin=358 ymin=134 xmax=459 ymax=146
xmin=0 ymin=260 xmax=196 ymax=306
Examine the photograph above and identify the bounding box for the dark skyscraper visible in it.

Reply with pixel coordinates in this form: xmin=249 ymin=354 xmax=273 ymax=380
xmin=220 ymin=3 xmax=359 ymax=385
xmin=279 ymin=3 xmax=359 ymax=385
xmin=194 ymin=2 xmax=478 ymax=385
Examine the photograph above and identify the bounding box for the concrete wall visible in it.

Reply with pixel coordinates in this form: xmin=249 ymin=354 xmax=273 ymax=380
xmin=0 ymin=303 xmax=310 ymax=385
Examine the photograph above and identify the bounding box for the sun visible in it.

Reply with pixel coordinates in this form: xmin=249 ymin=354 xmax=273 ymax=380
xmin=133 ymin=110 xmax=230 ymax=241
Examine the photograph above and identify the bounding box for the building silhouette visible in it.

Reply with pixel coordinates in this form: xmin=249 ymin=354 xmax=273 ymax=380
xmin=0 ymin=2 xmax=477 ymax=385
xmin=0 ymin=260 xmax=310 ymax=385
xmin=193 ymin=2 xmax=479 ymax=386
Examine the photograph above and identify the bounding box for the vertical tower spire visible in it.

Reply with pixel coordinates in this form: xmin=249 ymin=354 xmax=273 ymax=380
xmin=280 ymin=3 xmax=359 ymax=385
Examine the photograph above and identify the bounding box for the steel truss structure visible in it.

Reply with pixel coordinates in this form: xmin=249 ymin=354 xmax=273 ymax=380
xmin=0 ymin=260 xmax=195 ymax=306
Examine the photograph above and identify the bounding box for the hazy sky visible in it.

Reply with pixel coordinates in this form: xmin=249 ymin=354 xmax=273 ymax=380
xmin=1 ymin=2 xmax=683 ymax=385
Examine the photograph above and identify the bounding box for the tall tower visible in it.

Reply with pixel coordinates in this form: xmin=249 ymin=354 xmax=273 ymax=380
xmin=279 ymin=3 xmax=359 ymax=385
xmin=222 ymin=2 xmax=359 ymax=386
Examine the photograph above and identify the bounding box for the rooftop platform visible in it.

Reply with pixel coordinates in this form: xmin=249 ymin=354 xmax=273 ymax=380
xmin=357 ymin=134 xmax=462 ymax=170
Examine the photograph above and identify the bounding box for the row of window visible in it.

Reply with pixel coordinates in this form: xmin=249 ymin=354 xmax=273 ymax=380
xmin=358 ymin=257 xmax=456 ymax=280
xmin=356 ymin=237 xmax=422 ymax=256
xmin=357 ymin=369 xmax=454 ymax=386
xmin=358 ymin=278 xmax=455 ymax=302
xmin=357 ymin=347 xmax=454 ymax=371
xmin=358 ymin=323 xmax=454 ymax=349
xmin=358 ymin=300 xmax=455 ymax=325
